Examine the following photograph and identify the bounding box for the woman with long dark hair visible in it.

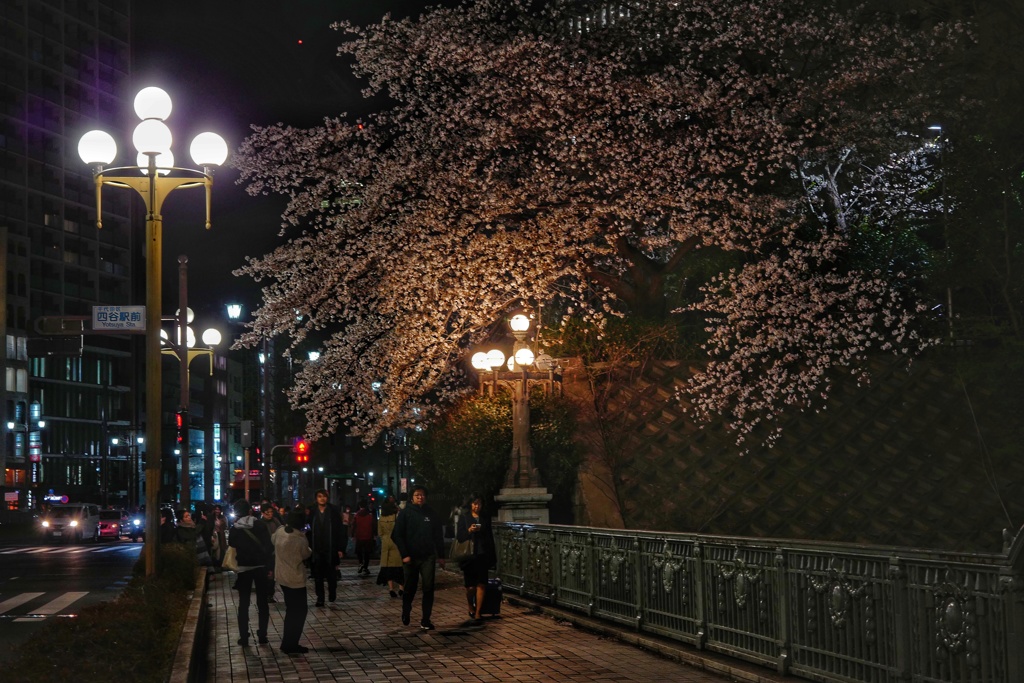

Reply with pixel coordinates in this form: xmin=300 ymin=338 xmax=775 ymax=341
xmin=455 ymin=494 xmax=496 ymax=624
xmin=375 ymin=497 xmax=404 ymax=597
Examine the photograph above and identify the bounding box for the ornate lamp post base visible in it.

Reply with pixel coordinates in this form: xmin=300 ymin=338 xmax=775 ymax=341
xmin=495 ymin=487 xmax=553 ymax=524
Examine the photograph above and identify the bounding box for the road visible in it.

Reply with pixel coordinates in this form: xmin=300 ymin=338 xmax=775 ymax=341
xmin=0 ymin=535 xmax=141 ymax=662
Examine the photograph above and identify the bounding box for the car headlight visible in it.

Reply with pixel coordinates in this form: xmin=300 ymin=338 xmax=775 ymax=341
xmin=41 ymin=520 xmax=49 ymax=528
xmin=70 ymin=520 xmax=78 ymax=527
xmin=133 ymin=519 xmax=142 ymax=527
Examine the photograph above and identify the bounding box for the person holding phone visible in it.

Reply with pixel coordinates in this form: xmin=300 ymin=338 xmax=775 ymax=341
xmin=455 ymin=494 xmax=496 ymax=625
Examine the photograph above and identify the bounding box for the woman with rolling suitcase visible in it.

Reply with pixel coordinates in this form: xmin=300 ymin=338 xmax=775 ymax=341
xmin=455 ymin=494 xmax=497 ymax=625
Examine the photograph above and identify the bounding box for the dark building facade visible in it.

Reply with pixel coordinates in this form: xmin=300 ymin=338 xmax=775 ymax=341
xmin=0 ymin=0 xmax=140 ymax=512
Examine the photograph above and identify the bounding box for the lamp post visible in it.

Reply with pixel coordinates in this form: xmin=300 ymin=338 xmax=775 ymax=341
xmin=471 ymin=313 xmax=557 ymax=523
xmin=6 ymin=417 xmax=46 ymax=509
xmin=161 ymin=305 xmax=221 ymax=510
xmin=79 ymin=86 xmax=227 ymax=576
xmin=106 ymin=432 xmax=144 ymax=509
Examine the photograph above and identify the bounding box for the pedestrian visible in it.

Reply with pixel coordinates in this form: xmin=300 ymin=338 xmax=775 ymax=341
xmin=159 ymin=508 xmax=177 ymax=543
xmin=375 ymin=498 xmax=404 ymax=598
xmin=175 ymin=509 xmax=198 ymax=545
xmin=391 ymin=485 xmax=445 ymax=630
xmin=352 ymin=499 xmax=377 ymax=576
xmin=306 ymin=489 xmax=346 ymax=607
xmin=229 ymin=499 xmax=274 ymax=647
xmin=456 ymin=494 xmax=496 ymax=625
xmin=273 ymin=510 xmax=312 ymax=655
xmin=210 ymin=504 xmax=228 ymax=569
xmin=259 ymin=502 xmax=283 ymax=602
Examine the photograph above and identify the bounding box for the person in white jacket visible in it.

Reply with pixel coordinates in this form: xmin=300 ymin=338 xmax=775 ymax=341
xmin=272 ymin=510 xmax=313 ymax=654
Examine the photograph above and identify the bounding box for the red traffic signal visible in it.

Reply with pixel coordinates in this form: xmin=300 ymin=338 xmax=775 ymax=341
xmin=293 ymin=438 xmax=310 ymax=464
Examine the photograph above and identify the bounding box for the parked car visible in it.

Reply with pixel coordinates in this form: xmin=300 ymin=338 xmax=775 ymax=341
xmin=97 ymin=509 xmax=128 ymax=539
xmin=39 ymin=503 xmax=101 ymax=543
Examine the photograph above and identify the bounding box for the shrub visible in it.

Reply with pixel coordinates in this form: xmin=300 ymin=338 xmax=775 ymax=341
xmin=4 ymin=543 xmax=197 ymax=683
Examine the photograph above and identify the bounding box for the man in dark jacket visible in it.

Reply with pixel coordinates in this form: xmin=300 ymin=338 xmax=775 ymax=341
xmin=228 ymin=499 xmax=274 ymax=646
xmin=306 ymin=489 xmax=346 ymax=607
xmin=391 ymin=485 xmax=445 ymax=630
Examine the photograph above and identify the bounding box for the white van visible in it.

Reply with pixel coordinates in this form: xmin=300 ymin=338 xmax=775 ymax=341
xmin=39 ymin=503 xmax=101 ymax=543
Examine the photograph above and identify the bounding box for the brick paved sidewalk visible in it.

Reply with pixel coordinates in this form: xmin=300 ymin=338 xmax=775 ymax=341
xmin=205 ymin=561 xmax=739 ymax=682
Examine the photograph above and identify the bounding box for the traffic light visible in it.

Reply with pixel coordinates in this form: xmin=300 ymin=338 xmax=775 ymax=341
xmin=292 ymin=437 xmax=310 ymax=464
xmin=175 ymin=411 xmax=186 ymax=445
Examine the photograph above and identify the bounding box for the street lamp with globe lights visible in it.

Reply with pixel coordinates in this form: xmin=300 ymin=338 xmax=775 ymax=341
xmin=470 ymin=313 xmax=558 ymax=523
xmin=79 ymin=86 xmax=227 ymax=575
xmin=161 ymin=306 xmax=221 ymax=509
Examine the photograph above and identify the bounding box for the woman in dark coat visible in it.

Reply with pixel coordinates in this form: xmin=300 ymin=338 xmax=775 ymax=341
xmin=455 ymin=494 xmax=496 ymax=624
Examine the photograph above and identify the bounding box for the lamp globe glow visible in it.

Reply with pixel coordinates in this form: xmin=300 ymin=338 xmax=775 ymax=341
xmin=175 ymin=307 xmax=196 ymax=324
xmin=201 ymin=328 xmax=222 ymax=346
xmin=137 ymin=149 xmax=174 ymax=176
xmin=509 ymin=314 xmax=531 ymax=333
xmin=133 ymin=119 xmax=172 ymax=155
xmin=78 ymin=130 xmax=117 ymax=165
xmin=535 ymin=353 xmax=554 ymax=371
xmin=133 ymin=87 xmax=172 ymax=121
xmin=190 ymin=132 xmax=228 ymax=167
xmin=471 ymin=351 xmax=489 ymax=370
xmin=486 ymin=349 xmax=505 ymax=370
xmin=514 ymin=347 xmax=535 ymax=368
xmin=176 ymin=326 xmax=197 ymax=349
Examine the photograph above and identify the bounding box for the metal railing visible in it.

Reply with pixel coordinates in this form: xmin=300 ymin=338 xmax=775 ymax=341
xmin=496 ymin=524 xmax=1024 ymax=683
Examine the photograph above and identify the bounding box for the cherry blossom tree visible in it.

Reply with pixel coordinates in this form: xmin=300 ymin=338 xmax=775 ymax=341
xmin=233 ymin=0 xmax=962 ymax=443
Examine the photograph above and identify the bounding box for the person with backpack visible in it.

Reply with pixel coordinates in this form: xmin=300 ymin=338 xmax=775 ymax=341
xmin=229 ymin=499 xmax=274 ymax=646
xmin=351 ymin=499 xmax=377 ymax=576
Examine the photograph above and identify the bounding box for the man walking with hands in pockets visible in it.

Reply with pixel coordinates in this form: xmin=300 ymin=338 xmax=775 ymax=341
xmin=391 ymin=485 xmax=445 ymax=630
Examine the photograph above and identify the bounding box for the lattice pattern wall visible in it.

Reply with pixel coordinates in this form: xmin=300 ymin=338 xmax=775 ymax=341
xmin=588 ymin=354 xmax=1022 ymax=553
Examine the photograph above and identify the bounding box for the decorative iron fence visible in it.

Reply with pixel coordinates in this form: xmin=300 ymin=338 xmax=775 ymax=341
xmin=496 ymin=524 xmax=1024 ymax=683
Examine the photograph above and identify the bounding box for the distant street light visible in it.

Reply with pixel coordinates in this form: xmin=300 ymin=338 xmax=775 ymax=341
xmin=79 ymin=86 xmax=227 ymax=576
xmin=161 ymin=302 xmax=221 ymax=508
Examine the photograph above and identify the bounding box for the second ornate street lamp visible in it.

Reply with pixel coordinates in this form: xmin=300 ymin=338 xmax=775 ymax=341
xmin=161 ymin=305 xmax=221 ymax=509
xmin=471 ymin=313 xmax=557 ymax=524
xmin=79 ymin=86 xmax=227 ymax=576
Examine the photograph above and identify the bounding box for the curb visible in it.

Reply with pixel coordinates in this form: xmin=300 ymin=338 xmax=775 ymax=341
xmin=505 ymin=595 xmax=790 ymax=683
xmin=169 ymin=566 xmax=209 ymax=683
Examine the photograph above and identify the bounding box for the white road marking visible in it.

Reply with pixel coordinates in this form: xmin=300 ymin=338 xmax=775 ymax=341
xmin=0 ymin=592 xmax=44 ymax=615
xmin=13 ymin=591 xmax=88 ymax=622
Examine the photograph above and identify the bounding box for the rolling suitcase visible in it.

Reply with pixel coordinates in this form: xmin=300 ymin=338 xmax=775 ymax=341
xmin=480 ymin=577 xmax=502 ymax=616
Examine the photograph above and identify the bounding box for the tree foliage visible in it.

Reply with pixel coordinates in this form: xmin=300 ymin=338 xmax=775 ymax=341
xmin=233 ymin=0 xmax=963 ymax=445
xmin=411 ymin=390 xmax=580 ymax=510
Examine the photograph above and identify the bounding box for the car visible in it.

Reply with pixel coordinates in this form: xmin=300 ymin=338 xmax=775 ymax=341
xmin=126 ymin=511 xmax=145 ymax=541
xmin=39 ymin=503 xmax=101 ymax=543
xmin=125 ymin=506 xmax=178 ymax=542
xmin=97 ymin=509 xmax=128 ymax=539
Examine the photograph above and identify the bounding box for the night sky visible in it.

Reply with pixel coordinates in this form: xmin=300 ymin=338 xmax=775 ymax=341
xmin=130 ymin=1 xmax=441 ymax=321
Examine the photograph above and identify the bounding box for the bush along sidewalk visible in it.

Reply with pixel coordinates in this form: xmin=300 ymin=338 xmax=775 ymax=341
xmin=4 ymin=542 xmax=198 ymax=683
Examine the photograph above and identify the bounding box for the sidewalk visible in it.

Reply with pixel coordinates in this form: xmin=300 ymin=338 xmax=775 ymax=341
xmin=205 ymin=560 xmax=747 ymax=682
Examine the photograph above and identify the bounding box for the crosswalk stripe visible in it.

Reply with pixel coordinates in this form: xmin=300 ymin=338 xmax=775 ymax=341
xmin=0 ymin=592 xmax=44 ymax=615
xmin=13 ymin=591 xmax=88 ymax=622
xmin=0 ymin=545 xmax=138 ymax=555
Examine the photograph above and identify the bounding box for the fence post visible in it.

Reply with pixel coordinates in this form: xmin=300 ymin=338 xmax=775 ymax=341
xmin=889 ymin=556 xmax=911 ymax=681
xmin=774 ymin=547 xmax=791 ymax=675
xmin=588 ymin=531 xmax=596 ymax=617
xmin=634 ymin=534 xmax=644 ymax=631
xmin=693 ymin=540 xmax=707 ymax=649
xmin=1002 ymin=526 xmax=1024 ymax=683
